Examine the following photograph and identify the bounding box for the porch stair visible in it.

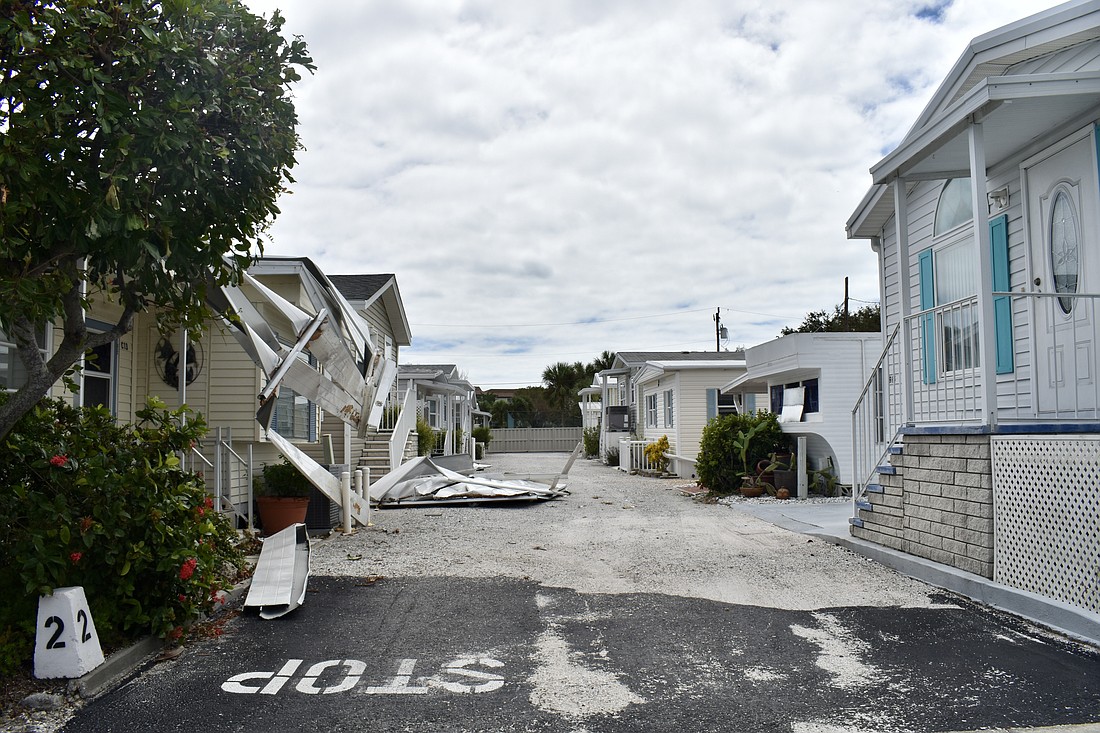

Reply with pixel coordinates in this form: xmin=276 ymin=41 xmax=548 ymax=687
xmin=849 ymin=444 xmax=905 ymax=547
xmin=355 ymin=430 xmax=417 ymax=481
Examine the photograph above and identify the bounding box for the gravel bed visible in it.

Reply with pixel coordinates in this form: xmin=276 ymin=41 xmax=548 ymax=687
xmin=311 ymin=453 xmax=941 ymax=611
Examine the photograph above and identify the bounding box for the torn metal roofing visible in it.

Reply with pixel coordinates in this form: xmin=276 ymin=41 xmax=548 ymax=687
xmin=244 ymin=524 xmax=311 ymax=620
xmin=368 ymin=448 xmax=579 ymax=507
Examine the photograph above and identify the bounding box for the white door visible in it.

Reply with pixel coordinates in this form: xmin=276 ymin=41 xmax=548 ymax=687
xmin=1025 ymin=133 xmax=1100 ymax=416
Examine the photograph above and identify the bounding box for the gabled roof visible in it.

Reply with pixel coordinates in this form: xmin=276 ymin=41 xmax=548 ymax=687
xmin=328 ymin=274 xmax=394 ymax=301
xmin=330 ymin=273 xmax=413 ymax=347
xmin=848 ymin=0 xmax=1100 ymax=239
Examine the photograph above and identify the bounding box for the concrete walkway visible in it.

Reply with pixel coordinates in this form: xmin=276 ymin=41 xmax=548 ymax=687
xmin=729 ymin=500 xmax=1100 ymax=648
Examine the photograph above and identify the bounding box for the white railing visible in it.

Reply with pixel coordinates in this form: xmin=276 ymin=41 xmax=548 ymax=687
xmin=998 ymin=292 xmax=1100 ymax=421
xmin=389 ymin=387 xmax=417 ymax=470
xmin=906 ymin=296 xmax=983 ymax=424
xmin=378 ymin=381 xmax=402 ymax=431
xmin=617 ymin=438 xmax=660 ymax=473
xmin=852 ymin=290 xmax=1100 ymax=505
xmin=851 ymin=324 xmax=905 ymax=504
xmin=187 ymin=427 xmax=254 ymax=529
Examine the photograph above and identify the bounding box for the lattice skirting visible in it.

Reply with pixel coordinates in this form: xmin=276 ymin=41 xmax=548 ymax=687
xmin=991 ymin=436 xmax=1100 ymax=615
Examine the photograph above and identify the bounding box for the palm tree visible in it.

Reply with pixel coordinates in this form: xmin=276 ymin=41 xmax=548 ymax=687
xmin=542 ymin=361 xmax=583 ymax=419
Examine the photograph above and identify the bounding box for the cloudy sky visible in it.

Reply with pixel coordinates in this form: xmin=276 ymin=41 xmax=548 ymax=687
xmin=241 ymin=0 xmax=1053 ymax=388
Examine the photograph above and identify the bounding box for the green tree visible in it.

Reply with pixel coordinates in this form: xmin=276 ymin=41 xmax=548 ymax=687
xmin=0 ymin=0 xmax=313 ymax=439
xmin=587 ymin=350 xmax=616 ymax=375
xmin=780 ymin=304 xmax=880 ymax=336
xmin=542 ymin=361 xmax=584 ymax=418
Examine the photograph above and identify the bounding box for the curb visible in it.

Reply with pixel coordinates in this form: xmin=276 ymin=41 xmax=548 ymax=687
xmin=808 ymin=529 xmax=1100 ymax=648
xmin=68 ymin=576 xmax=253 ymax=700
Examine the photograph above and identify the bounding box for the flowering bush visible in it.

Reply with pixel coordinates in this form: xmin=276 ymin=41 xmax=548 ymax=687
xmin=643 ymin=435 xmax=670 ymax=473
xmin=0 ymin=395 xmax=244 ymax=676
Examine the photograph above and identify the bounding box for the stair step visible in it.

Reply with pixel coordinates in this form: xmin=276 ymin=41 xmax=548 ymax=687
xmin=865 ymin=483 xmax=884 ymax=494
xmin=876 ymin=465 xmax=897 ymax=475
xmin=888 ymin=445 xmax=904 ymax=455
xmin=849 ymin=517 xmax=864 ymax=528
xmin=855 ymin=499 xmax=874 ymax=512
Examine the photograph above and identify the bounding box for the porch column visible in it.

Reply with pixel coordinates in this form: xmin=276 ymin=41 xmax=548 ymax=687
xmin=968 ymin=121 xmax=998 ymax=427
xmin=893 ymin=176 xmax=914 ymax=424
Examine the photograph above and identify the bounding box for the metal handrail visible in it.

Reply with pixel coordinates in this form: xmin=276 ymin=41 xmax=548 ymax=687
xmin=851 ymin=323 xmax=904 ymax=509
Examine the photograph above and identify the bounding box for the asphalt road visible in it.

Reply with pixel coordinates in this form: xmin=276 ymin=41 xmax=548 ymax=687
xmin=59 ymin=454 xmax=1100 ymax=733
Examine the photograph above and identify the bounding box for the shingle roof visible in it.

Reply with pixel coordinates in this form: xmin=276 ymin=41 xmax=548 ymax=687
xmin=328 ymin=274 xmax=394 ymax=301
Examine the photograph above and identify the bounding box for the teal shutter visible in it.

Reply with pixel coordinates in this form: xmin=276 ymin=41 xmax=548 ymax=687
xmin=918 ymin=249 xmax=937 ymax=384
xmin=989 ymin=214 xmax=1013 ymax=374
xmin=706 ymin=388 xmax=718 ymax=421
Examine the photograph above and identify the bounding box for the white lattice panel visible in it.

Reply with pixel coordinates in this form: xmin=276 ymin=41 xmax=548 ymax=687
xmin=992 ymin=436 xmax=1100 ymax=615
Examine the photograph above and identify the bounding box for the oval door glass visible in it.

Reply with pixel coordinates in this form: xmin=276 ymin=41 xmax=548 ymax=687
xmin=1049 ymin=189 xmax=1080 ymax=314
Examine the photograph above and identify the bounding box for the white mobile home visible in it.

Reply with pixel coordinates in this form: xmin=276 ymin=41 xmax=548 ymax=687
xmin=846 ymin=0 xmax=1100 ymax=617
xmin=722 ymin=332 xmax=880 ymax=487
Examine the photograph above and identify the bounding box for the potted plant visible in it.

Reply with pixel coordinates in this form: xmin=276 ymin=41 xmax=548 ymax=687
xmin=255 ymin=459 xmax=312 ymax=536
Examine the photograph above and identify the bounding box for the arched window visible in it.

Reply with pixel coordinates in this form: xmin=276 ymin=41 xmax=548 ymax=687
xmin=934 ymin=177 xmax=973 ymax=235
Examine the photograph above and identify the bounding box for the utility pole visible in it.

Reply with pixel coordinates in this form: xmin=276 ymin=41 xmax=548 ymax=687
xmin=843 ymin=277 xmax=850 ymax=332
xmin=714 ymin=308 xmax=721 ymax=351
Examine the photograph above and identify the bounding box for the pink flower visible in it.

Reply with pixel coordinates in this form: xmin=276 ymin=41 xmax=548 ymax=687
xmin=69 ymin=552 xmax=82 ymax=564
xmin=179 ymin=558 xmax=197 ymax=581
xmin=204 ymin=496 xmax=214 ymax=510
xmin=50 ymin=455 xmax=68 ymax=467
xmin=178 ymin=594 xmax=187 ymax=603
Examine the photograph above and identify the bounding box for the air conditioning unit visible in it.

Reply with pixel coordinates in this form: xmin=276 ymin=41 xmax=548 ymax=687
xmin=605 ymin=405 xmax=630 ymax=432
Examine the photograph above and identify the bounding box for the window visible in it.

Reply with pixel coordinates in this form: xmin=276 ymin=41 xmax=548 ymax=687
xmin=273 ymin=350 xmax=317 ymax=441
xmin=81 ymin=341 xmax=115 ymax=412
xmin=0 ymin=325 xmax=48 ymax=392
xmin=802 ymin=378 xmax=820 ymax=414
xmin=920 ymin=178 xmax=980 ymax=379
xmin=770 ymin=385 xmax=783 ymax=414
xmin=1049 ymin=187 xmax=1080 ymax=315
xmin=935 ymin=239 xmax=980 ymax=372
xmin=663 ymin=389 xmax=674 ymax=428
xmin=645 ymin=393 xmax=658 ymax=428
xmin=80 ymin=321 xmax=118 ymax=414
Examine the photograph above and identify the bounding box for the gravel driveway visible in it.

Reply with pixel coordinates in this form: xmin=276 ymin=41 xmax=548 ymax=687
xmin=311 ymin=452 xmax=942 ymax=611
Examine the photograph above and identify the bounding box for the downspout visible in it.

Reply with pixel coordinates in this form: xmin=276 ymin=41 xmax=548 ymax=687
xmin=968 ymin=120 xmax=998 ymax=428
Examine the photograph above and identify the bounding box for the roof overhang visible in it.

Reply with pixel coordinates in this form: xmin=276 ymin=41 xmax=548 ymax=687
xmin=721 ymin=372 xmax=767 ymax=394
xmin=872 ymin=72 xmax=1100 ymax=185
xmin=850 ymin=72 xmax=1100 ymax=239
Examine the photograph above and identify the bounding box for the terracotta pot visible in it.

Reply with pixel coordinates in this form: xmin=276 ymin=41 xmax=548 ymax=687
xmin=257 ymin=496 xmax=310 ymax=536
xmin=740 ymin=482 xmax=764 ymax=498
xmin=776 ymin=487 xmax=791 ymax=500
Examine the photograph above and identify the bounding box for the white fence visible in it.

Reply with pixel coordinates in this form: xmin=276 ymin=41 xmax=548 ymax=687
xmin=490 ymin=427 xmax=583 ymax=453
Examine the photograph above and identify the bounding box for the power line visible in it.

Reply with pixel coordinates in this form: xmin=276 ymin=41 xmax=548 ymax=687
xmin=411 ymin=306 xmax=715 ymax=328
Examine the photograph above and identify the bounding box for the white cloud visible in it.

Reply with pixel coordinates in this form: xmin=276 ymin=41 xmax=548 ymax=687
xmin=245 ymin=0 xmax=1056 ymax=386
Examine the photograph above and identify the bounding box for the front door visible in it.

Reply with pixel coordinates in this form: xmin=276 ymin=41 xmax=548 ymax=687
xmin=1025 ymin=131 xmax=1100 ymax=417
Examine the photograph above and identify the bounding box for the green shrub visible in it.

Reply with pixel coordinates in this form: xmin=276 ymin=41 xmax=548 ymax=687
xmin=416 ymin=419 xmax=435 ymax=456
xmin=0 ymin=396 xmax=244 ymax=676
xmin=256 ymin=459 xmax=312 ymax=497
xmin=471 ymin=425 xmax=492 ymax=449
xmin=605 ymin=446 xmax=620 ymax=467
xmin=696 ymin=412 xmax=788 ymax=494
xmin=583 ymin=426 xmax=599 ymax=458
